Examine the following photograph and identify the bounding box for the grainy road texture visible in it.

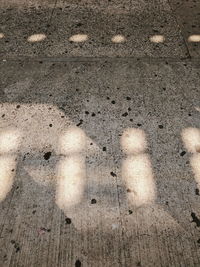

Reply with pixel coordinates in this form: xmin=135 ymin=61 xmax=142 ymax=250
xmin=0 ymin=0 xmax=200 ymax=267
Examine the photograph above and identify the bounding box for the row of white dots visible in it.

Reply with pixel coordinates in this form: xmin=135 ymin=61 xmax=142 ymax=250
xmin=1 ymin=33 xmax=200 ymax=43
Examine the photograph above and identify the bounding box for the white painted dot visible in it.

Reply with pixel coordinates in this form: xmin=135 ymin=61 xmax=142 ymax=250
xmin=69 ymin=34 xmax=88 ymax=43
xmin=188 ymin=35 xmax=200 ymax=42
xmin=111 ymin=34 xmax=126 ymax=43
xmin=27 ymin=33 xmax=46 ymax=43
xmin=150 ymin=35 xmax=165 ymax=43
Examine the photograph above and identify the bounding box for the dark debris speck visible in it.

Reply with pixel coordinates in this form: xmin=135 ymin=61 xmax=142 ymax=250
xmin=76 ymin=120 xmax=83 ymax=126
xmin=191 ymin=212 xmax=200 ymax=227
xmin=122 ymin=112 xmax=128 ymax=117
xmin=76 ymin=22 xmax=83 ymax=27
xmin=75 ymin=259 xmax=81 ymax=267
xmin=14 ymin=245 xmax=20 ymax=253
xmin=180 ymin=151 xmax=186 ymax=157
xmin=40 ymin=227 xmax=51 ymax=232
xmin=44 ymin=152 xmax=52 ymax=160
xmin=65 ymin=218 xmax=72 ymax=224
xmin=91 ymin=199 xmax=97 ymax=204
xmin=196 ymin=188 xmax=200 ymax=196
xmin=11 ymin=240 xmax=20 ymax=253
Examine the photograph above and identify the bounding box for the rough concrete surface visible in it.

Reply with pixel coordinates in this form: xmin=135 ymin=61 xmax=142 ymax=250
xmin=0 ymin=0 xmax=200 ymax=267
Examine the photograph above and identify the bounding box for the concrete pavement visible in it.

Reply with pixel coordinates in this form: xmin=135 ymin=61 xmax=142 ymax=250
xmin=0 ymin=1 xmax=200 ymax=266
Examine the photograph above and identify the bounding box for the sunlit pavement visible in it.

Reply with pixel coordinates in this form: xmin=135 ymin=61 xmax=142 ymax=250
xmin=0 ymin=1 xmax=200 ymax=267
